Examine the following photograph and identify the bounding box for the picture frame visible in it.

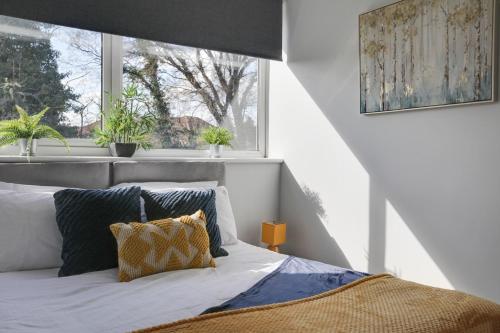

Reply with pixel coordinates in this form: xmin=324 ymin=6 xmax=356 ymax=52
xmin=359 ymin=0 xmax=496 ymax=114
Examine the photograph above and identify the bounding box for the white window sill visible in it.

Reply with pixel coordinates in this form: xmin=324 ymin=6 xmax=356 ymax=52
xmin=0 ymin=142 xmax=280 ymax=164
xmin=0 ymin=155 xmax=283 ymax=164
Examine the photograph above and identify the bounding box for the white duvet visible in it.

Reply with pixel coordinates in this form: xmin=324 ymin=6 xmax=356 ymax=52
xmin=0 ymin=242 xmax=287 ymax=333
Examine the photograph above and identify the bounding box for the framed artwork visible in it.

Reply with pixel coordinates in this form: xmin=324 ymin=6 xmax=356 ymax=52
xmin=359 ymin=0 xmax=496 ymax=114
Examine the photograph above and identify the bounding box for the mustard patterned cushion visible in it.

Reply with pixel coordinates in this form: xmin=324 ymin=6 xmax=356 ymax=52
xmin=110 ymin=210 xmax=215 ymax=282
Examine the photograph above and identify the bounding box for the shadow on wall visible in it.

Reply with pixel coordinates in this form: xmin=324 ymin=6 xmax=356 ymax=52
xmin=272 ymin=0 xmax=500 ymax=302
xmin=280 ymin=164 xmax=395 ymax=277
xmin=367 ymin=179 xmax=386 ymax=275
xmin=280 ymin=165 xmax=351 ymax=270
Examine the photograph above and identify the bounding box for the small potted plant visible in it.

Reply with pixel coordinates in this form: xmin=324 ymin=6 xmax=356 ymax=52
xmin=0 ymin=105 xmax=69 ymax=157
xmin=94 ymin=85 xmax=154 ymax=157
xmin=199 ymin=126 xmax=234 ymax=158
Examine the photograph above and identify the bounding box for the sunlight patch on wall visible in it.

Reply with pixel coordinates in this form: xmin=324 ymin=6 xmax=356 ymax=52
xmin=270 ymin=62 xmax=370 ymax=271
xmin=385 ymin=200 xmax=453 ymax=289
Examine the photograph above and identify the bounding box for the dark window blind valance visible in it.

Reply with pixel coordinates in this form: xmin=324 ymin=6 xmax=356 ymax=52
xmin=0 ymin=0 xmax=283 ymax=60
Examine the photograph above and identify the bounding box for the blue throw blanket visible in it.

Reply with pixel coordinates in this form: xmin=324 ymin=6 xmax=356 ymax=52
xmin=203 ymin=256 xmax=369 ymax=314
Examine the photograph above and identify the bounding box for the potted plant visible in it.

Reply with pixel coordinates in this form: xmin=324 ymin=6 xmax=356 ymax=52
xmin=94 ymin=85 xmax=155 ymax=157
xmin=0 ymin=105 xmax=69 ymax=157
xmin=199 ymin=126 xmax=234 ymax=158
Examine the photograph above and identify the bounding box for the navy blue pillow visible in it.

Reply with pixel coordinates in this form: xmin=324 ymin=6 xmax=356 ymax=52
xmin=54 ymin=186 xmax=142 ymax=277
xmin=141 ymin=189 xmax=228 ymax=258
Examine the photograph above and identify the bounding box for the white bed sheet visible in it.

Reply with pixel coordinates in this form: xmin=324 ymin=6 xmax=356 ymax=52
xmin=0 ymin=241 xmax=287 ymax=333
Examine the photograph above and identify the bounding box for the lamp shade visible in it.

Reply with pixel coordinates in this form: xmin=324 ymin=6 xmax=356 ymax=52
xmin=262 ymin=222 xmax=286 ymax=247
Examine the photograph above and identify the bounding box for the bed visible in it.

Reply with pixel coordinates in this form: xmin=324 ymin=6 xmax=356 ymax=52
xmin=0 ymin=241 xmax=288 ymax=332
xmin=0 ymin=161 xmax=277 ymax=332
xmin=1 ymin=161 xmax=499 ymax=333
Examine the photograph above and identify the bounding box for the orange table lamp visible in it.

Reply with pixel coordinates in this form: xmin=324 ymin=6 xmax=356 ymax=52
xmin=261 ymin=221 xmax=286 ymax=253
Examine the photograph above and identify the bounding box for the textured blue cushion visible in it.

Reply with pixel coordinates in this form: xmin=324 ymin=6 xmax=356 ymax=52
xmin=141 ymin=189 xmax=228 ymax=258
xmin=54 ymin=186 xmax=142 ymax=277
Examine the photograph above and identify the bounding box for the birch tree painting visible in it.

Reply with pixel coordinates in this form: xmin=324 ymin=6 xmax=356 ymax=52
xmin=359 ymin=0 xmax=495 ymax=114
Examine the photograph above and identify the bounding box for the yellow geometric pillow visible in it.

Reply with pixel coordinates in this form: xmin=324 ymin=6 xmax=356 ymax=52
xmin=110 ymin=210 xmax=216 ymax=282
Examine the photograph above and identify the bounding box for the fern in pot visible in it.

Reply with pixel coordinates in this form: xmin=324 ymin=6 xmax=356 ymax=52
xmin=0 ymin=105 xmax=69 ymax=157
xmin=199 ymin=127 xmax=234 ymax=158
xmin=94 ymin=85 xmax=155 ymax=157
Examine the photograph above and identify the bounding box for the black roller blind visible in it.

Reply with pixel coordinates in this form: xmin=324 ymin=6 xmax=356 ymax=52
xmin=0 ymin=0 xmax=283 ymax=60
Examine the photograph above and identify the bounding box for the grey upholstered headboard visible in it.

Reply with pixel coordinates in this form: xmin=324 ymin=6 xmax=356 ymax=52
xmin=0 ymin=162 xmax=111 ymax=189
xmin=112 ymin=161 xmax=225 ymax=186
xmin=0 ymin=161 xmax=226 ymax=188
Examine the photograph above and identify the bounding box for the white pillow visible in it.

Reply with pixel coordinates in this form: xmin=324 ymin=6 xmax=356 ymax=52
xmin=112 ymin=181 xmax=218 ymax=191
xmin=214 ymin=186 xmax=238 ymax=245
xmin=113 ymin=182 xmax=238 ymax=245
xmin=0 ymin=190 xmax=63 ymax=272
xmin=1 ymin=180 xmax=218 ymax=192
xmin=0 ymin=181 xmax=65 ymax=193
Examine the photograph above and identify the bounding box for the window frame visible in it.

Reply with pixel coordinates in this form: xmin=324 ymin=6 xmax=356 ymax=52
xmin=35 ymin=34 xmax=268 ymax=158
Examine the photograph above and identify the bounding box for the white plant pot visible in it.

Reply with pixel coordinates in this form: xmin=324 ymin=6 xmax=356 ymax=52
xmin=209 ymin=144 xmax=224 ymax=158
xmin=19 ymin=139 xmax=37 ymax=156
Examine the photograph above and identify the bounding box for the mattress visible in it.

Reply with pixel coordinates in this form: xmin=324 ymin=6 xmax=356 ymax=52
xmin=0 ymin=241 xmax=287 ymax=333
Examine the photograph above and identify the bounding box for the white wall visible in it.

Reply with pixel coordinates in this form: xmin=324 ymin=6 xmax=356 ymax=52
xmin=269 ymin=0 xmax=500 ymax=302
xmin=225 ymin=162 xmax=282 ymax=245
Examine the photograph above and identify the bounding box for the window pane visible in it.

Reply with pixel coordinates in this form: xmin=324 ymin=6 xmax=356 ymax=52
xmin=123 ymin=38 xmax=259 ymax=150
xmin=0 ymin=16 xmax=102 ymax=138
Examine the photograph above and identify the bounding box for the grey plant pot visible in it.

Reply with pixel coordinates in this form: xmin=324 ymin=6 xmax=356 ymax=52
xmin=209 ymin=144 xmax=224 ymax=158
xmin=19 ymin=139 xmax=37 ymax=156
xmin=110 ymin=143 xmax=137 ymax=158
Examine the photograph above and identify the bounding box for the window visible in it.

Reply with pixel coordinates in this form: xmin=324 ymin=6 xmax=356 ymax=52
xmin=0 ymin=15 xmax=102 ymax=139
xmin=123 ymin=38 xmax=261 ymax=151
xmin=0 ymin=16 xmax=266 ymax=156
